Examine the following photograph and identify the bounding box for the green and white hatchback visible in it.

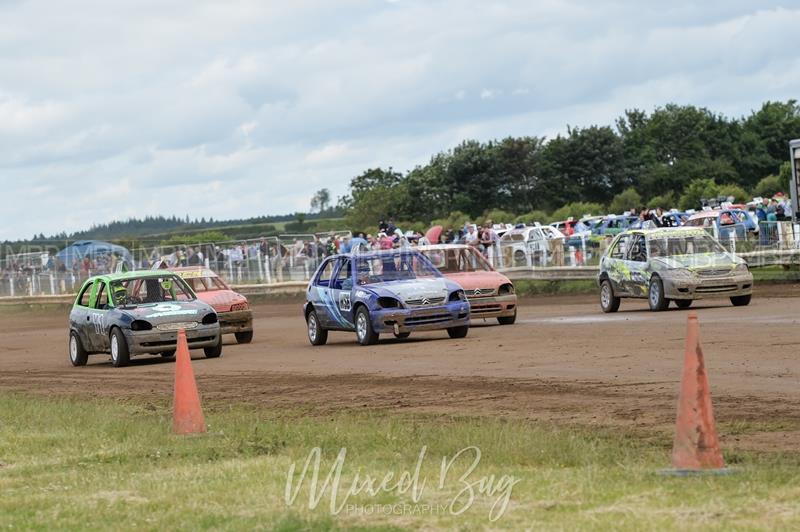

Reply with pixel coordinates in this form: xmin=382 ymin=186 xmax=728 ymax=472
xmin=597 ymin=227 xmax=753 ymax=312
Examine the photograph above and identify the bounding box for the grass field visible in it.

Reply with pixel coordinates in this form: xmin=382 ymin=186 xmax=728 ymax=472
xmin=2 ymin=394 xmax=800 ymax=530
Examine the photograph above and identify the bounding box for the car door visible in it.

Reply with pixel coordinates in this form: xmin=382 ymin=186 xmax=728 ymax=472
xmin=624 ymin=234 xmax=650 ymax=297
xmin=85 ymin=280 xmax=112 ymax=352
xmin=602 ymin=234 xmax=631 ymax=295
xmin=309 ymin=258 xmax=336 ymax=327
xmin=328 ymin=257 xmax=355 ymax=329
xmin=72 ymin=281 xmax=95 ymax=350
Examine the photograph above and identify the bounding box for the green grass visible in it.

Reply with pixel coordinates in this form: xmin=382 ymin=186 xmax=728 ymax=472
xmin=2 ymin=394 xmax=800 ymax=530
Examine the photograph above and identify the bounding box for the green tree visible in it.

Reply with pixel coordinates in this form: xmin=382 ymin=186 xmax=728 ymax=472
xmin=679 ymin=178 xmax=719 ymax=210
xmin=310 ymin=188 xmax=331 ymax=213
xmin=717 ymin=183 xmax=749 ymax=203
xmin=608 ymin=187 xmax=642 ymax=214
xmin=646 ymin=192 xmax=675 ymax=209
xmin=550 ymin=202 xmax=606 ymax=221
xmin=515 ymin=210 xmax=551 ymax=224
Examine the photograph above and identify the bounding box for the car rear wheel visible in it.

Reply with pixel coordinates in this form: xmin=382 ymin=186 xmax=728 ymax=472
xmin=674 ymin=299 xmax=692 ymax=309
xmin=497 ymin=308 xmax=517 ymax=325
xmin=447 ymin=325 xmax=469 ymax=339
xmin=69 ymin=331 xmax=88 ymax=367
xmin=730 ymin=294 xmax=751 ymax=307
xmin=110 ymin=329 xmax=130 ymax=367
xmin=648 ymin=277 xmax=669 ymax=311
xmin=355 ymin=307 xmax=378 ymax=346
xmin=235 ymin=331 xmax=253 ymax=344
xmin=307 ymin=310 xmax=328 ymax=346
xmin=204 ymin=335 xmax=223 ymax=358
xmin=599 ymin=280 xmax=621 ymax=313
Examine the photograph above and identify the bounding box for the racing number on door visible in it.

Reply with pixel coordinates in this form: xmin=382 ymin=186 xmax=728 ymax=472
xmin=338 ymin=292 xmax=351 ymax=311
xmin=89 ymin=312 xmax=105 ymax=335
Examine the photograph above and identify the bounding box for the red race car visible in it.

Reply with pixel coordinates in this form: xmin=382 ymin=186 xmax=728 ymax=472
xmin=171 ymin=267 xmax=254 ymax=343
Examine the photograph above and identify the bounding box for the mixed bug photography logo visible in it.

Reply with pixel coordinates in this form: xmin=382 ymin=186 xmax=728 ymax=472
xmin=284 ymin=446 xmax=520 ymax=522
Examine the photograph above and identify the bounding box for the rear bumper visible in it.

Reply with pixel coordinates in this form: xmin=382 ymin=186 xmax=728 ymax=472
xmin=218 ymin=309 xmax=253 ymax=335
xmin=123 ymin=324 xmax=220 ymax=355
xmin=371 ymin=301 xmax=470 ymax=333
xmin=467 ymin=294 xmax=517 ymax=319
xmin=663 ymin=273 xmax=754 ymax=300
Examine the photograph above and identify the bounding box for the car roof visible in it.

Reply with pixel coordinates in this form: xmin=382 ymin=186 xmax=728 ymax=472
xmin=84 ymin=270 xmax=184 ymax=283
xmin=618 ymin=227 xmax=710 ymax=238
xmin=417 ymin=244 xmax=471 ymax=251
xmin=170 ymin=267 xmax=219 ymax=278
xmin=330 ymin=248 xmax=424 ymax=260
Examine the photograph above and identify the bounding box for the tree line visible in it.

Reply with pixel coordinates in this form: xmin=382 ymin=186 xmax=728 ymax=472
xmin=338 ymin=101 xmax=799 ymax=229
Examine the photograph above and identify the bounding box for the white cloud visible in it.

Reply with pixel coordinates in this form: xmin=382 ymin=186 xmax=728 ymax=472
xmin=0 ymin=0 xmax=798 ymax=240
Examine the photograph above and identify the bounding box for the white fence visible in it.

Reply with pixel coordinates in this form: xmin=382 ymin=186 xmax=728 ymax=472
xmin=1 ymin=222 xmax=798 ymax=298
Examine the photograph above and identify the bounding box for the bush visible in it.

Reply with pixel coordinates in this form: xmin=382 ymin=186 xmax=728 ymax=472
xmin=679 ymin=178 xmax=719 ymax=210
xmin=515 ymin=210 xmax=551 ymax=225
xmin=646 ymin=192 xmax=675 ymax=210
xmin=162 ymin=230 xmax=230 ymax=246
xmin=430 ymin=211 xmax=471 ymax=231
xmin=476 ymin=209 xmax=516 ymax=225
xmin=753 ymin=174 xmax=787 ymax=199
xmin=608 ymin=187 xmax=642 ymax=215
xmin=284 ymin=221 xmax=318 ymax=233
xmin=550 ymin=202 xmax=605 ymax=222
xmin=717 ymin=183 xmax=750 ymax=203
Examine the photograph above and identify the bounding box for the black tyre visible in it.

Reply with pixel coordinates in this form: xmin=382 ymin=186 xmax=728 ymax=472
xmin=513 ymin=250 xmax=526 ymax=266
xmin=497 ymin=308 xmax=517 ymax=325
xmin=674 ymin=299 xmax=692 ymax=309
xmin=307 ymin=310 xmax=328 ymax=346
xmin=393 ymin=332 xmax=411 ymax=339
xmin=730 ymin=294 xmax=751 ymax=307
xmin=599 ymin=280 xmax=621 ymax=313
xmin=355 ymin=306 xmax=379 ymax=345
xmin=447 ymin=325 xmax=469 ymax=339
xmin=648 ymin=277 xmax=669 ymax=311
xmin=68 ymin=331 xmax=88 ymax=367
xmin=204 ymin=335 xmax=223 ymax=358
xmin=110 ymin=328 xmax=130 ymax=367
xmin=160 ymin=350 xmax=176 ymax=358
xmin=235 ymin=330 xmax=253 ymax=344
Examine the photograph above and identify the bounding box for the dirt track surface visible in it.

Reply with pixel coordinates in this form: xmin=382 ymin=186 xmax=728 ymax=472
xmin=2 ymin=286 xmax=799 ymax=449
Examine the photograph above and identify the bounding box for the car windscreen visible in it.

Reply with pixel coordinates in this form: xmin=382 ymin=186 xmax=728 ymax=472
xmin=423 ymin=248 xmax=492 ymax=273
xmin=354 ymin=253 xmax=441 ymax=284
xmin=648 ymin=234 xmax=728 ymax=258
xmin=110 ymin=275 xmax=196 ymax=306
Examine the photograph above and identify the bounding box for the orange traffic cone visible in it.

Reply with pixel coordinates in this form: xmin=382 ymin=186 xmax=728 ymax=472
xmin=172 ymin=329 xmax=206 ymax=435
xmin=669 ymin=312 xmax=725 ymax=473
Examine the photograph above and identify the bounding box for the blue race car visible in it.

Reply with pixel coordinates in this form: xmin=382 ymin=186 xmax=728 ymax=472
xmin=304 ymin=249 xmax=471 ymax=345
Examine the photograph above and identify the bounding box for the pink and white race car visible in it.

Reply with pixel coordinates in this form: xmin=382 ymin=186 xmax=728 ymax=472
xmin=171 ymin=267 xmax=254 ymax=343
xmin=417 ymin=244 xmax=517 ymax=324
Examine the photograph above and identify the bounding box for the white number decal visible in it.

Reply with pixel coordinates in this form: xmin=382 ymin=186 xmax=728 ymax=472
xmin=338 ymin=292 xmax=351 ymax=311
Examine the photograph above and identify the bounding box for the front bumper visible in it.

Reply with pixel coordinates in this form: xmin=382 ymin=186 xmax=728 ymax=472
xmin=663 ymin=272 xmax=754 ymax=300
xmin=218 ymin=309 xmax=253 ymax=335
xmin=467 ymin=294 xmax=517 ymax=319
xmin=123 ymin=323 xmax=220 ymax=355
xmin=371 ymin=301 xmax=471 ymax=333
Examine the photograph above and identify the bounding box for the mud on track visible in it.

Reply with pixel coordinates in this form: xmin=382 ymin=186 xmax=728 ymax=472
xmin=2 ymin=285 xmax=799 ymax=450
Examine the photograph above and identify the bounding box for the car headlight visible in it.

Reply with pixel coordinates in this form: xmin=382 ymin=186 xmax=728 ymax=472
xmin=671 ymin=268 xmax=695 ymax=280
xmin=498 ymin=283 xmax=515 ymax=295
xmin=734 ymin=263 xmax=749 ymax=273
xmin=449 ymin=290 xmax=467 ymax=302
xmin=377 ymin=297 xmax=402 ymax=308
xmin=130 ymin=320 xmax=152 ymax=331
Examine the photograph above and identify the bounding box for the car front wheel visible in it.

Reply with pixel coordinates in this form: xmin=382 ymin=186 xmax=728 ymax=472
xmin=355 ymin=307 xmax=378 ymax=345
xmin=110 ymin=329 xmax=130 ymax=367
xmin=204 ymin=335 xmax=223 ymax=358
xmin=447 ymin=325 xmax=469 ymax=338
xmin=730 ymin=294 xmax=751 ymax=307
xmin=235 ymin=331 xmax=253 ymax=344
xmin=648 ymin=277 xmax=669 ymax=311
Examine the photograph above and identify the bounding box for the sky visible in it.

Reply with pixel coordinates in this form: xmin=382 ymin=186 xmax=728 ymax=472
xmin=1 ymin=0 xmax=799 ymax=240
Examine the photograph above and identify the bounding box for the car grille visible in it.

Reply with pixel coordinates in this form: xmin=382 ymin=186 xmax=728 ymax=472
xmin=470 ymin=303 xmax=503 ymax=314
xmin=697 ymin=268 xmax=731 ymax=277
xmin=404 ymin=296 xmax=445 ymax=307
xmin=695 ymin=285 xmax=738 ymax=293
xmin=404 ymin=312 xmax=452 ymax=325
xmin=465 ymin=288 xmax=495 ymax=298
xmin=156 ymin=321 xmax=199 ymax=331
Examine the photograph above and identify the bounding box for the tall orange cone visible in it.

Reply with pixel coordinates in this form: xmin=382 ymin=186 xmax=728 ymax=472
xmin=172 ymin=329 xmax=206 ymax=435
xmin=669 ymin=312 xmax=725 ymax=472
